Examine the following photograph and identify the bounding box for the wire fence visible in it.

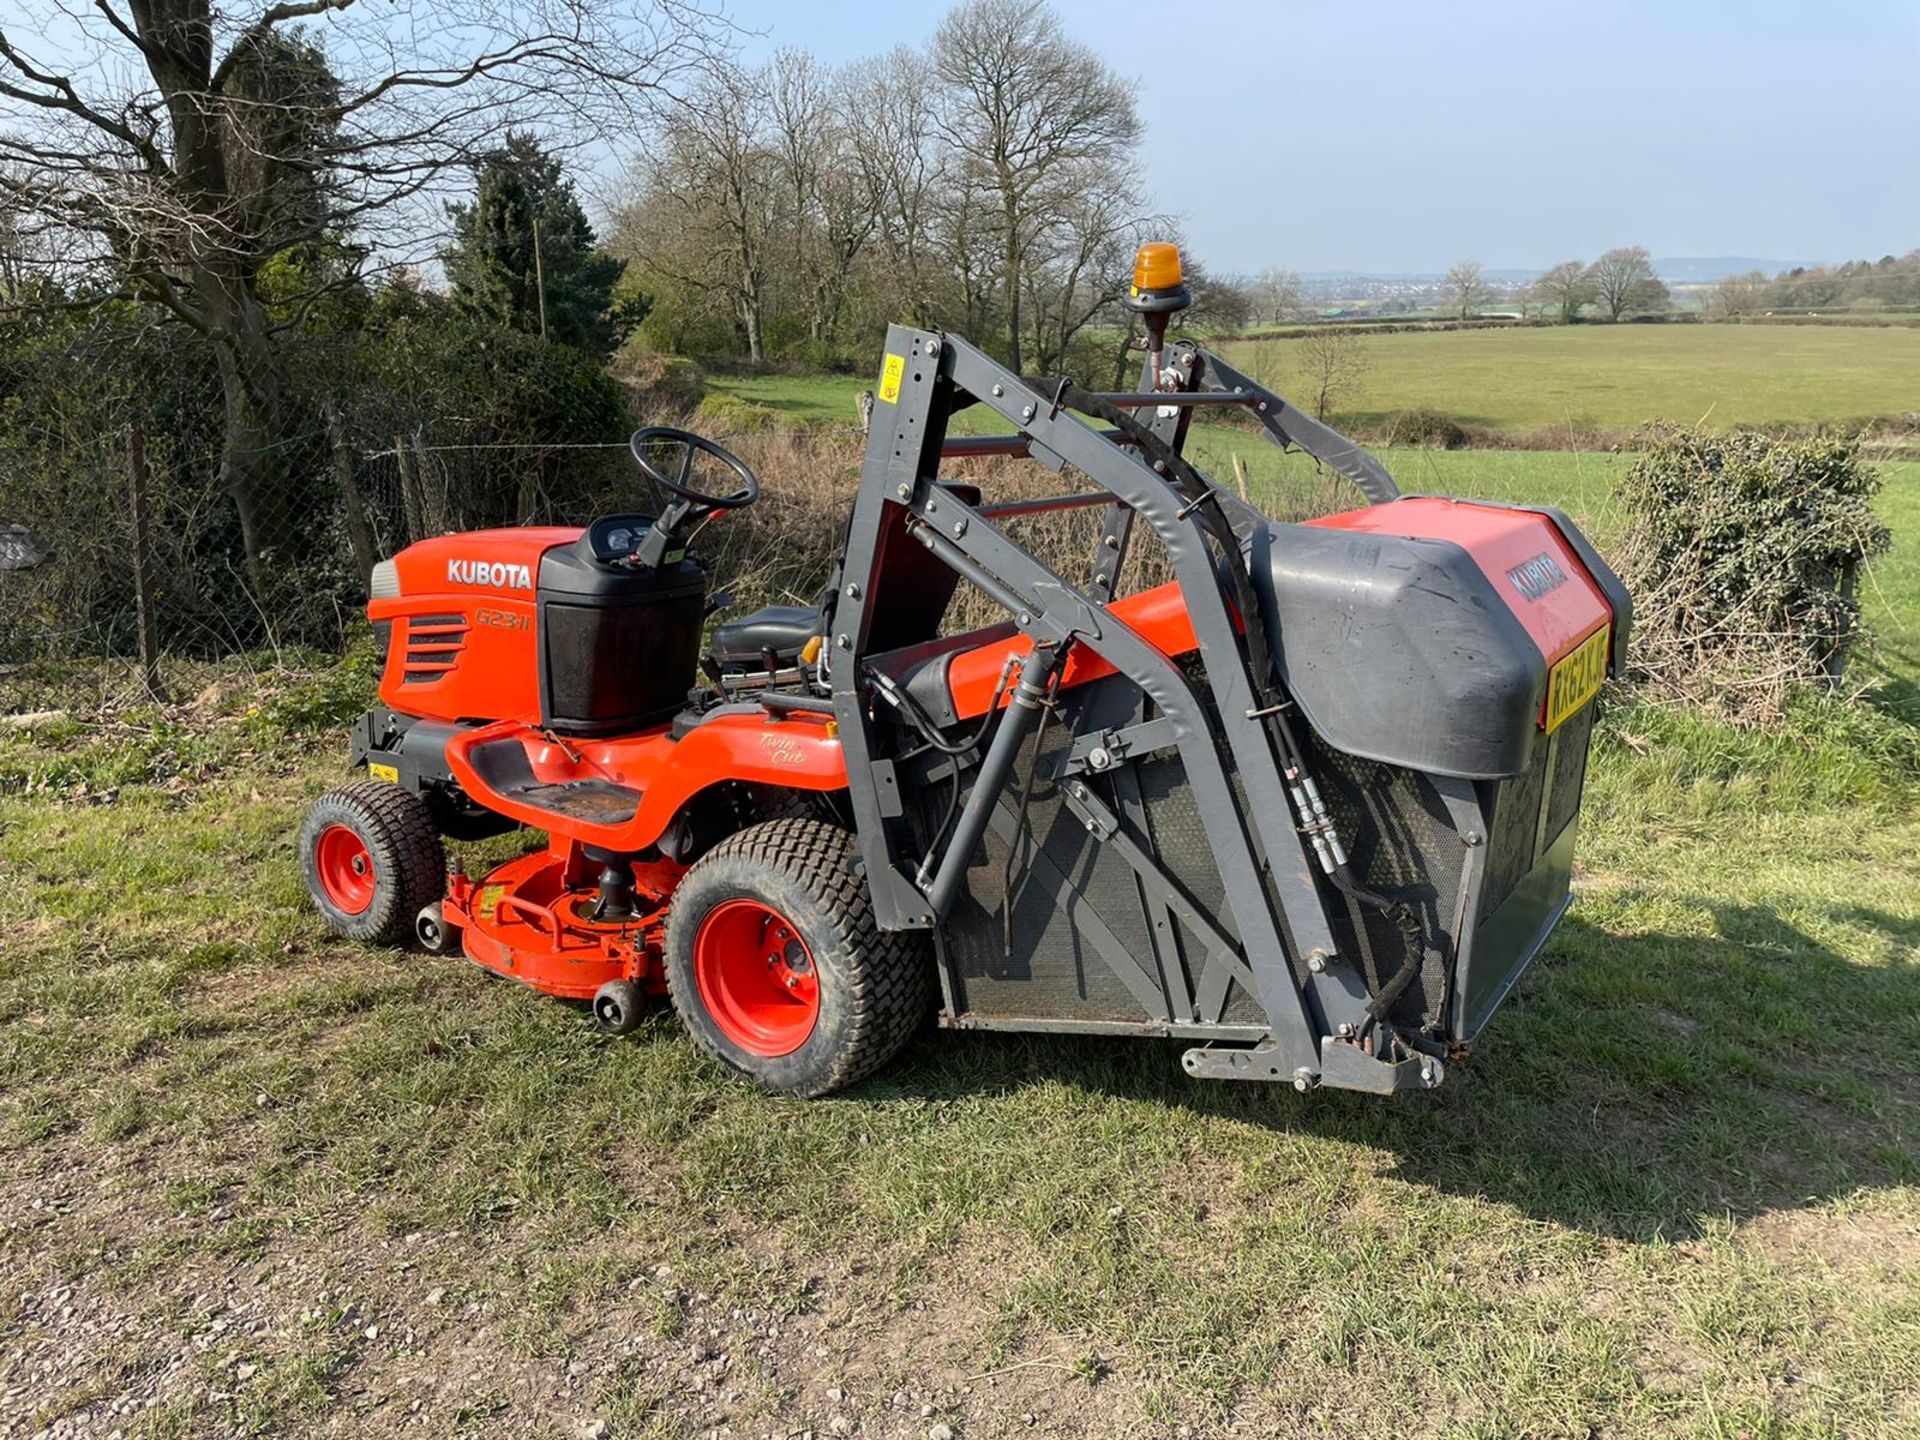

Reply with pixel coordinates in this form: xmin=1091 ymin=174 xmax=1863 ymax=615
xmin=0 ymin=311 xmax=820 ymax=709
xmin=0 ymin=316 xmax=1366 ymax=715
xmin=0 ymin=314 xmax=899 ymax=715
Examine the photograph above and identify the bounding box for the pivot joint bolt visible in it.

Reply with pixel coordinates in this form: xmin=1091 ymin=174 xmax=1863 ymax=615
xmin=1088 ymin=746 xmax=1112 ymax=771
xmin=1292 ymin=1067 xmax=1318 ymax=1093
xmin=1306 ymin=949 xmax=1330 ymax=973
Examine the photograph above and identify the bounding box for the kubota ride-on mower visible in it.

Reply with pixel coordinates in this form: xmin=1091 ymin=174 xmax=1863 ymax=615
xmin=301 ymin=243 xmax=1628 ymax=1097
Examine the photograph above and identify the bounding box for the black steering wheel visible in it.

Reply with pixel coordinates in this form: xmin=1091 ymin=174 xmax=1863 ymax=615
xmin=628 ymin=426 xmax=761 ymax=513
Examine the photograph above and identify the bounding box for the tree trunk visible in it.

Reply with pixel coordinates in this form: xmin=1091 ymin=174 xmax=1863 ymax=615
xmin=1003 ymin=217 xmax=1023 ymax=373
xmin=198 ymin=265 xmax=295 ymax=583
xmin=411 ymin=430 xmax=450 ymax=535
xmin=396 ymin=434 xmax=426 ymax=543
xmin=740 ymin=290 xmax=765 ymax=363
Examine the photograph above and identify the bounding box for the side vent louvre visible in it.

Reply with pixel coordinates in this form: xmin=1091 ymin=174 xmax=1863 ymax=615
xmin=402 ymin=613 xmax=468 ymax=684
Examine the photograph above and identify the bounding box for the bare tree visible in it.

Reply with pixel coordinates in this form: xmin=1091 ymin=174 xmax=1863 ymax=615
xmin=1445 ymin=259 xmax=1490 ymax=320
xmin=1707 ymin=269 xmax=1768 ymax=321
xmin=842 ymin=48 xmax=948 ymax=328
xmin=1584 ymin=246 xmax=1669 ymax=321
xmin=1293 ymin=326 xmax=1370 ymax=421
xmin=0 ymin=176 xmax=52 ymax=301
xmin=931 ymin=0 xmax=1140 ymax=372
xmin=768 ymin=51 xmax=875 ymax=351
xmin=1249 ymin=266 xmax=1305 ymax=327
xmin=0 ymin=0 xmax=719 ymax=579
xmin=1018 ymin=178 xmax=1149 ymax=374
xmin=620 ymin=63 xmax=783 ymax=362
xmin=1530 ymin=259 xmax=1592 ymax=324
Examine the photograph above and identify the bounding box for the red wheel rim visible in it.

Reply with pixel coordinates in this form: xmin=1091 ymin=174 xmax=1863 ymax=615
xmin=693 ymin=899 xmax=819 ymax=1057
xmin=314 ymin=823 xmax=377 ymax=915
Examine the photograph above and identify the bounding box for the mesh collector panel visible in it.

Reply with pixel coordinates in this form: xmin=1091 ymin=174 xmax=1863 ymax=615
xmin=926 ymin=700 xmax=1166 ymax=1022
xmin=1299 ymin=729 xmax=1464 ymax=1029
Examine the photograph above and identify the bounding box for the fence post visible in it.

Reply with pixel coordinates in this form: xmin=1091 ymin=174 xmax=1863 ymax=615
xmin=1824 ymin=558 xmax=1858 ymax=688
xmin=324 ymin=399 xmax=379 ymax=591
xmin=396 ymin=433 xmax=425 ymax=543
xmin=412 ymin=428 xmax=450 ymax=536
xmin=125 ymin=425 xmax=167 ymax=703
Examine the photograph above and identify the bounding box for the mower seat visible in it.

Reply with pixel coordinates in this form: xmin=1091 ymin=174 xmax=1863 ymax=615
xmin=711 ymin=605 xmax=821 ymax=667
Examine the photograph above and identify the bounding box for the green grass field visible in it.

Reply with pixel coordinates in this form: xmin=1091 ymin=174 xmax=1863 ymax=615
xmin=711 ymin=323 xmax=1920 ymax=436
xmin=1221 ymin=324 xmax=1920 ymax=433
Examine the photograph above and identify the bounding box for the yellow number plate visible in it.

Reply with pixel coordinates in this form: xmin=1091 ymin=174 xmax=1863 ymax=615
xmin=1545 ymin=626 xmax=1609 ymax=733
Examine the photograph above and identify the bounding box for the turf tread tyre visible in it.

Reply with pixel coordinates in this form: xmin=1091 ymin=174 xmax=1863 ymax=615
xmin=300 ymin=780 xmax=445 ymax=946
xmin=665 ymin=818 xmax=930 ymax=1097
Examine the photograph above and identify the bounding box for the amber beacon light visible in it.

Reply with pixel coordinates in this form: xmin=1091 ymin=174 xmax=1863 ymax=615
xmin=1126 ymin=241 xmax=1190 ymax=316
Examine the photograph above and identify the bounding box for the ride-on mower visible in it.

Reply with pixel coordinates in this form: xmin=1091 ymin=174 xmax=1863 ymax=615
xmin=301 ymin=242 xmax=1628 ymax=1097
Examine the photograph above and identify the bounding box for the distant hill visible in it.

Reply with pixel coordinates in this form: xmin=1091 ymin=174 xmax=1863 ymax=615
xmin=1653 ymin=257 xmax=1811 ymax=284
xmin=1284 ymin=258 xmax=1816 ymax=287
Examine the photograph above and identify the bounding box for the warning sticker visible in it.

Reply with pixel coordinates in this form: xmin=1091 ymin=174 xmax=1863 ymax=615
xmin=368 ymin=762 xmax=399 ymax=783
xmin=878 ymin=353 xmax=905 ymax=404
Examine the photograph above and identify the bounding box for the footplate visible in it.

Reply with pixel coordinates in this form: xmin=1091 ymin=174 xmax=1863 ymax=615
xmin=449 ymin=722 xmax=646 ymax=838
xmin=510 ymin=780 xmax=641 ymax=825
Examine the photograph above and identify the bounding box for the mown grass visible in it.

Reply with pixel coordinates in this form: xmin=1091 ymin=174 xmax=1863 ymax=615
xmin=1 ymin=669 xmax=1917 ymax=1436
xmin=708 ymin=324 xmax=1920 ymax=436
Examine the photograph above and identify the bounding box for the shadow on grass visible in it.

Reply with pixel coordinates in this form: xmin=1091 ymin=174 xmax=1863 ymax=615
xmin=873 ymin=905 xmax=1920 ymax=1244
xmin=1862 ymin=670 xmax=1920 ymax=726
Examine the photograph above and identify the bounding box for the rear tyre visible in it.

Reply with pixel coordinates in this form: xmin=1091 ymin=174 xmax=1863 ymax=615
xmin=300 ymin=781 xmax=445 ymax=946
xmin=665 ymin=819 xmax=931 ymax=1097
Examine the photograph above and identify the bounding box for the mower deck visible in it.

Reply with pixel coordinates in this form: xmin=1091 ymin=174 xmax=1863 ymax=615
xmin=443 ymin=847 xmax=679 ymax=1000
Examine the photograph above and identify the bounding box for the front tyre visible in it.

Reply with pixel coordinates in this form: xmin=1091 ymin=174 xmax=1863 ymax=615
xmin=300 ymin=780 xmax=445 ymax=946
xmin=665 ymin=819 xmax=930 ymax=1097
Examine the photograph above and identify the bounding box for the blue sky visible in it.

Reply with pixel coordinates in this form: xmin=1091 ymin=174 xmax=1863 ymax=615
xmin=718 ymin=0 xmax=1920 ymax=274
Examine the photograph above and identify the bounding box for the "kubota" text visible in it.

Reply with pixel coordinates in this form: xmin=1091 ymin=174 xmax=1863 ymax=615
xmin=447 ymin=558 xmax=533 ymax=590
